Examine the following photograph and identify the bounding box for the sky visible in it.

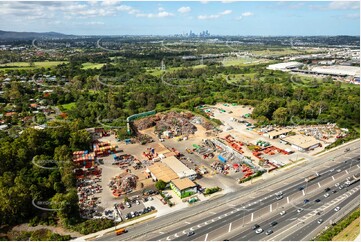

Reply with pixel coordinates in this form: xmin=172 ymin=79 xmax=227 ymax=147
xmin=0 ymin=0 xmax=359 ymax=36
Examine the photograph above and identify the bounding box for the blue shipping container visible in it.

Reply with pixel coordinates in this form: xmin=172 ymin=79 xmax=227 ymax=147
xmin=218 ymin=155 xmax=227 ymax=163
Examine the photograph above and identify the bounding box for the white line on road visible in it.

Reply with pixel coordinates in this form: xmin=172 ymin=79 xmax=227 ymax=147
xmin=332 ymin=176 xmax=335 ymax=181
xmin=166 ymin=236 xmax=171 ymax=241
xmin=357 ymin=165 xmax=360 ymax=168
xmin=209 ymin=212 xmax=216 ymax=214
xmin=190 ymin=227 xmax=194 ymax=231
xmin=212 ymin=219 xmax=215 ymax=222
xmin=198 ymin=225 xmax=202 ymax=228
xmin=318 ymin=182 xmax=321 ymax=188
xmin=159 ymin=232 xmax=164 ymax=234
xmin=251 ymin=213 xmax=254 ymax=222
xmin=174 ymin=233 xmax=179 ymax=238
xmin=229 ymin=223 xmax=232 ymax=232
xmin=302 ymin=190 xmax=305 ymax=196
xmin=346 ymin=170 xmax=349 ymax=174
xmin=204 ymin=233 xmax=208 ymax=241
xmin=185 ymin=221 xmax=191 ymax=224
xmin=270 ymin=204 xmax=272 ymax=212
xmin=287 ymin=197 xmax=290 ymax=203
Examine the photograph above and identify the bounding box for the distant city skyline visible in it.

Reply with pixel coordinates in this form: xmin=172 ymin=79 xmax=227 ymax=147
xmin=0 ymin=1 xmax=359 ymax=36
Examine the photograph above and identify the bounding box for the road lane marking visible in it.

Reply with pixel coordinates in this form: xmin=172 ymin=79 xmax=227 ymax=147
xmin=166 ymin=236 xmax=171 ymax=241
xmin=159 ymin=232 xmax=165 ymax=234
xmin=209 ymin=212 xmax=216 ymax=214
xmin=212 ymin=219 xmax=215 ymax=222
xmin=270 ymin=204 xmax=272 ymax=212
xmin=302 ymin=190 xmax=305 ymax=196
xmin=229 ymin=223 xmax=232 ymax=232
xmin=357 ymin=165 xmax=360 ymax=168
xmin=318 ymin=182 xmax=321 ymax=188
xmin=332 ymin=176 xmax=335 ymax=181
xmin=174 ymin=233 xmax=179 ymax=238
xmin=251 ymin=213 xmax=254 ymax=222
xmin=204 ymin=233 xmax=208 ymax=241
xmin=346 ymin=170 xmax=349 ymax=174
xmin=198 ymin=225 xmax=202 ymax=228
xmin=185 ymin=221 xmax=191 ymax=224
xmin=287 ymin=197 xmax=290 ymax=203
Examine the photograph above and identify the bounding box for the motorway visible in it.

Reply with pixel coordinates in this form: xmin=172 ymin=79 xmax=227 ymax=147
xmin=95 ymin=141 xmax=360 ymax=241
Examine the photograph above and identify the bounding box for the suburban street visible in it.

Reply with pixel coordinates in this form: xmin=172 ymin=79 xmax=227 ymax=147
xmin=95 ymin=141 xmax=360 ymax=241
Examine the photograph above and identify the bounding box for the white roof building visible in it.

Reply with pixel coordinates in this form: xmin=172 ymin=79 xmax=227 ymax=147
xmin=267 ymin=62 xmax=303 ymax=71
xmin=162 ymin=156 xmax=197 ymax=180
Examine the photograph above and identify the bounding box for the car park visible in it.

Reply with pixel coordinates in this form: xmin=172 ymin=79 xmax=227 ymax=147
xmin=255 ymin=228 xmax=263 ymax=234
xmin=334 ymin=207 xmax=341 ymax=212
xmin=265 ymin=230 xmax=273 ymax=235
xmin=270 ymin=221 xmax=278 ymax=227
xmin=280 ymin=211 xmax=286 ymax=216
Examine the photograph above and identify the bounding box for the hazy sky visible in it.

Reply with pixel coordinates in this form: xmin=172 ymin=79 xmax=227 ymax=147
xmin=0 ymin=1 xmax=359 ymax=36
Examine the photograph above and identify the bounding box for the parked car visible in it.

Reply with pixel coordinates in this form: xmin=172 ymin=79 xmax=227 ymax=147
xmin=297 ymin=208 xmax=303 ymax=213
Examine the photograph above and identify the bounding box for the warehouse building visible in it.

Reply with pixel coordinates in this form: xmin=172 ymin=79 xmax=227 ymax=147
xmin=146 ymin=162 xmax=179 ymax=183
xmin=280 ymin=135 xmax=321 ymax=152
xmin=264 ymin=129 xmax=293 ymax=139
xmin=162 ymin=156 xmax=197 ymax=180
xmin=170 ymin=178 xmax=197 ymax=198
xmin=267 ymin=62 xmax=303 ymax=71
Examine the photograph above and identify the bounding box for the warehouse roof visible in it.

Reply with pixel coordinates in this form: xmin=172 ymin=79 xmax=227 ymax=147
xmin=171 ymin=178 xmax=196 ymax=191
xmin=310 ymin=65 xmax=360 ymax=77
xmin=162 ymin=156 xmax=197 ymax=178
xmin=147 ymin=162 xmax=178 ymax=183
xmin=267 ymin=62 xmax=303 ymax=71
xmin=281 ymin=135 xmax=320 ymax=150
xmin=267 ymin=128 xmax=293 ymax=137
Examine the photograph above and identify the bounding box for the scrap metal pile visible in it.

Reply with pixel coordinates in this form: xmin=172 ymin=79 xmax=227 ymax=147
xmin=109 ymin=173 xmax=139 ymax=197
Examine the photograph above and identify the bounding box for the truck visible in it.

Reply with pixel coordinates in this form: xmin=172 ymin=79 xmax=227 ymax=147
xmin=344 ymin=176 xmax=360 ymax=187
xmin=115 ymin=228 xmax=127 ymax=236
xmin=305 ymin=172 xmax=319 ymax=182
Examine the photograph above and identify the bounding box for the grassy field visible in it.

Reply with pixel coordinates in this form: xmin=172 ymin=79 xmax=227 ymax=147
xmin=222 ymin=57 xmax=269 ymax=67
xmin=332 ymin=216 xmax=360 ymax=241
xmin=60 ymin=102 xmax=76 ymax=111
xmin=81 ymin=62 xmax=106 ymax=70
xmin=0 ymin=61 xmax=67 ymax=70
xmin=147 ymin=64 xmax=207 ymax=77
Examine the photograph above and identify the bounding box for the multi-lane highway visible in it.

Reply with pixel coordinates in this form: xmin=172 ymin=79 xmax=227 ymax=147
xmin=95 ymin=141 xmax=360 ymax=241
xmin=159 ymin=159 xmax=359 ymax=241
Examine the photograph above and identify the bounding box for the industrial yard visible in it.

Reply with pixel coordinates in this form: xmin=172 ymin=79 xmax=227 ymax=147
xmin=71 ymin=104 xmax=347 ymax=222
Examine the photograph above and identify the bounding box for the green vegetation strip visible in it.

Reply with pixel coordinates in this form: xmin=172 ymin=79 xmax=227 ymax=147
xmin=314 ymin=207 xmax=360 ymax=241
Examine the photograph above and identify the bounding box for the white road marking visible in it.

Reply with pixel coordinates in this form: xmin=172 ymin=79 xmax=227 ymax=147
xmin=302 ymin=190 xmax=305 ymax=196
xmin=218 ymin=216 xmax=222 ymax=219
xmin=166 ymin=236 xmax=171 ymax=241
xmin=190 ymin=227 xmax=195 ymax=231
xmin=185 ymin=221 xmax=191 ymax=224
xmin=174 ymin=233 xmax=179 ymax=238
xmin=287 ymin=197 xmax=290 ymax=204
xmin=251 ymin=213 xmax=254 ymax=222
xmin=318 ymin=182 xmax=321 ymax=188
xmin=332 ymin=176 xmax=335 ymax=181
xmin=270 ymin=204 xmax=272 ymax=212
xmin=183 ymin=231 xmax=187 ymax=234
xmin=229 ymin=223 xmax=232 ymax=232
xmin=209 ymin=212 xmax=216 ymax=214
xmin=204 ymin=233 xmax=208 ymax=241
xmin=229 ymin=204 xmax=236 ymax=207
xmin=198 ymin=225 xmax=202 ymax=228
xmin=212 ymin=219 xmax=215 ymax=222
xmin=346 ymin=170 xmax=349 ymax=174
xmin=159 ymin=232 xmax=165 ymax=234
xmin=357 ymin=165 xmax=360 ymax=168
